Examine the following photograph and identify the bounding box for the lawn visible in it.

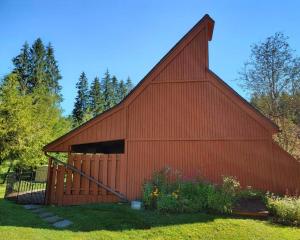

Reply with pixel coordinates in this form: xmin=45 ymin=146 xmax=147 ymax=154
xmin=0 ymin=184 xmax=299 ymax=240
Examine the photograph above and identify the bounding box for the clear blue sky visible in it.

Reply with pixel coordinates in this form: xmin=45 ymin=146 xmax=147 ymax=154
xmin=1 ymin=1 xmax=300 ymax=115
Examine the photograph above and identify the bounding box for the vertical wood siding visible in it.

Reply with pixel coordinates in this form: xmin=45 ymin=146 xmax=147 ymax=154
xmin=153 ymin=29 xmax=207 ymax=83
xmin=50 ymin=109 xmax=126 ymax=152
xmin=45 ymin=16 xmax=300 ymax=202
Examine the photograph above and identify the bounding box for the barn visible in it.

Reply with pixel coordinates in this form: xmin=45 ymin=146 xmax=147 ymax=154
xmin=44 ymin=14 xmax=300 ymax=206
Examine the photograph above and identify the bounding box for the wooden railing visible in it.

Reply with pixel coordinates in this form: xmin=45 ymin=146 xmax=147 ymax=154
xmin=45 ymin=153 xmax=127 ymax=206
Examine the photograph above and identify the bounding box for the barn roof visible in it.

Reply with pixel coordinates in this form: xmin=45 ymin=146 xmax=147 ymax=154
xmin=44 ymin=14 xmax=278 ymax=152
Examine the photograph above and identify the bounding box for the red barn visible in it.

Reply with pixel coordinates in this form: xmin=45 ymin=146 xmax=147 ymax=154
xmin=44 ymin=15 xmax=300 ymax=205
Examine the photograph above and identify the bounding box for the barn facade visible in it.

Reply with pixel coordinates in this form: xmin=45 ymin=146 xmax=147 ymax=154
xmin=44 ymin=15 xmax=300 ymax=205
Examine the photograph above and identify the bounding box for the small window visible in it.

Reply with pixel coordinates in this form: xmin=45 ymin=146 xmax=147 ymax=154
xmin=71 ymin=140 xmax=125 ymax=154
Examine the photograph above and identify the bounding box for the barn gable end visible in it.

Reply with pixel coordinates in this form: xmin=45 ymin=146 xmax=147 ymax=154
xmin=44 ymin=14 xmax=277 ymax=152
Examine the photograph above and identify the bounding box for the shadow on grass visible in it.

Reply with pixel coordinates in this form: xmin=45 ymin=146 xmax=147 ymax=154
xmin=0 ymin=197 xmax=229 ymax=232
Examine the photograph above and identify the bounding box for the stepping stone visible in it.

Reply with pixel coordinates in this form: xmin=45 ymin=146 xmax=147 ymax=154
xmin=53 ymin=219 xmax=72 ymax=228
xmin=39 ymin=212 xmax=54 ymax=218
xmin=31 ymin=208 xmax=45 ymax=213
xmin=24 ymin=204 xmax=42 ymax=210
xmin=43 ymin=215 xmax=63 ymax=223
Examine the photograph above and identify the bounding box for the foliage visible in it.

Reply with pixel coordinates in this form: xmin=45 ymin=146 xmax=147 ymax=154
xmin=267 ymin=194 xmax=300 ymax=226
xmin=0 ymin=38 xmax=70 ymax=169
xmin=71 ymin=69 xmax=134 ymax=126
xmin=0 ymin=74 xmax=71 ymax=168
xmin=102 ymin=69 xmax=115 ymax=111
xmin=239 ymin=32 xmax=300 ymax=158
xmin=72 ymin=72 xmax=90 ymax=127
xmin=142 ymin=168 xmax=240 ymax=214
xmin=237 ymin=186 xmax=266 ymax=201
xmin=1 ymin=184 xmax=300 ymax=240
xmin=89 ymin=77 xmax=104 ymax=116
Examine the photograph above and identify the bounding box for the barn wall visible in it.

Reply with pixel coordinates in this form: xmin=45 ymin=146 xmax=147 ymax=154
xmin=48 ymin=108 xmax=126 ymax=152
xmin=124 ymin=39 xmax=299 ymax=199
xmin=126 ymin=140 xmax=300 ymax=199
xmin=128 ymin=82 xmax=270 ymax=140
xmin=153 ymin=28 xmax=207 ymax=83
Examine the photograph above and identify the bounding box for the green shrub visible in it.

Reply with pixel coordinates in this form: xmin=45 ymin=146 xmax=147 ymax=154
xmin=222 ymin=176 xmax=240 ymax=197
xmin=157 ymin=194 xmax=180 ymax=213
xmin=267 ymin=195 xmax=300 ymax=226
xmin=142 ymin=168 xmax=239 ymax=214
xmin=237 ymin=186 xmax=265 ymax=201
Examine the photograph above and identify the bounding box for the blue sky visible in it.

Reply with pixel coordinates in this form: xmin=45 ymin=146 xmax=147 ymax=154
xmin=1 ymin=1 xmax=300 ymax=115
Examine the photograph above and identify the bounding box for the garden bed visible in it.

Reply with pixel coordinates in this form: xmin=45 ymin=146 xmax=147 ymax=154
xmin=233 ymin=198 xmax=269 ymax=218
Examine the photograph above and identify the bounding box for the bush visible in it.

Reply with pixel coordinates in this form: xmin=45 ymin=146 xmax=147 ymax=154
xmin=142 ymin=169 xmax=240 ymax=214
xmin=237 ymin=186 xmax=265 ymax=201
xmin=267 ymin=194 xmax=300 ymax=226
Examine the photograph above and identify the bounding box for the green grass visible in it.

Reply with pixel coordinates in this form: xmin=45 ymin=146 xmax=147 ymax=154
xmin=0 ymin=184 xmax=299 ymax=240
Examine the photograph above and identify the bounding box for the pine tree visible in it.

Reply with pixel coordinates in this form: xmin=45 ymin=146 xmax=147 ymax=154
xmin=117 ymin=79 xmax=127 ymax=103
xmin=45 ymin=43 xmax=62 ymax=101
xmin=72 ymin=72 xmax=90 ymax=126
xmin=102 ymin=69 xmax=114 ymax=110
xmin=125 ymin=77 xmax=133 ymax=94
xmin=12 ymin=42 xmax=31 ymax=94
xmin=111 ymin=75 xmax=119 ymax=105
xmin=90 ymin=76 xmax=104 ymax=116
xmin=29 ymin=38 xmax=47 ymax=91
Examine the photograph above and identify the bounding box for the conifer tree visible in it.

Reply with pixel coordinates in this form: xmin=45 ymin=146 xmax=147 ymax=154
xmin=90 ymin=76 xmax=104 ymax=116
xmin=126 ymin=77 xmax=133 ymax=94
xmin=29 ymin=38 xmax=47 ymax=91
xmin=72 ymin=72 xmax=90 ymax=126
xmin=102 ymin=69 xmax=114 ymax=110
xmin=45 ymin=43 xmax=62 ymax=101
xmin=117 ymin=79 xmax=127 ymax=103
xmin=111 ymin=75 xmax=119 ymax=105
xmin=12 ymin=42 xmax=31 ymax=94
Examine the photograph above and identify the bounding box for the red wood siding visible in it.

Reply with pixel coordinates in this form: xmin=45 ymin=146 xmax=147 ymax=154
xmin=48 ymin=108 xmax=126 ymax=152
xmin=46 ymin=153 xmax=124 ymax=205
xmin=44 ymin=15 xmax=300 ymax=202
xmin=128 ymin=82 xmax=269 ymax=140
xmin=153 ymin=28 xmax=207 ymax=83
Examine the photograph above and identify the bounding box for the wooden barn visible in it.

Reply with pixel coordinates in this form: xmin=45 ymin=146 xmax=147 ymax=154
xmin=44 ymin=14 xmax=300 ymax=206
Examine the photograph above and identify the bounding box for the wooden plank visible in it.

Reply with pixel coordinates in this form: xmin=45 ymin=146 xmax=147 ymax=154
xmin=73 ymin=154 xmax=81 ymax=195
xmin=110 ymin=154 xmax=117 ymax=191
xmin=92 ymin=155 xmax=100 ymax=195
xmin=102 ymin=155 xmax=108 ymax=195
xmin=50 ymin=164 xmax=57 ymax=204
xmin=119 ymin=154 xmax=126 ymax=195
xmin=56 ymin=165 xmax=65 ymax=206
xmin=65 ymin=169 xmax=72 ymax=195
xmin=45 ymin=158 xmax=53 ymax=205
xmin=81 ymin=154 xmax=90 ymax=195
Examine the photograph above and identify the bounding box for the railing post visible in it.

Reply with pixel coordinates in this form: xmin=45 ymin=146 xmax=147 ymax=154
xmin=56 ymin=165 xmax=65 ymax=206
xmin=45 ymin=157 xmax=53 ymax=205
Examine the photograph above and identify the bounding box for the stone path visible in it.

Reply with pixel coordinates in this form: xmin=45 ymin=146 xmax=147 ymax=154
xmin=24 ymin=204 xmax=72 ymax=228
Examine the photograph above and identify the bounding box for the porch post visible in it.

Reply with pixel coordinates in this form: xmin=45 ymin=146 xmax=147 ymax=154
xmin=44 ymin=156 xmax=53 ymax=205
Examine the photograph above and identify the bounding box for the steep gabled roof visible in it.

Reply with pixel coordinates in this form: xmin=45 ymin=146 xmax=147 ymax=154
xmin=44 ymin=14 xmax=278 ymax=152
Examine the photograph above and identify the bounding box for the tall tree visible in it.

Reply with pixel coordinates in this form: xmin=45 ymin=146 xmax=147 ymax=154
xmin=45 ymin=43 xmax=62 ymax=101
xmin=117 ymin=79 xmax=127 ymax=103
xmin=102 ymin=70 xmax=114 ymax=110
xmin=239 ymin=32 xmax=300 ymax=157
xmin=29 ymin=38 xmax=47 ymax=91
xmin=111 ymin=75 xmax=119 ymax=106
xmin=72 ymin=72 xmax=90 ymax=126
xmin=125 ymin=77 xmax=133 ymax=94
xmin=12 ymin=42 xmax=31 ymax=94
xmin=89 ymin=76 xmax=104 ymax=116
xmin=0 ymin=73 xmax=70 ymax=168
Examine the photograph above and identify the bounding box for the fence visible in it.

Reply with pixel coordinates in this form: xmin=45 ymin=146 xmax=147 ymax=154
xmin=46 ymin=153 xmax=126 ymax=206
xmin=4 ymin=167 xmax=48 ymax=204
